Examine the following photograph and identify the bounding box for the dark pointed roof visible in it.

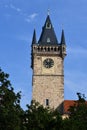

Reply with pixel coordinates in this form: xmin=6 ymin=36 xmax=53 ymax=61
xmin=38 ymin=15 xmax=58 ymax=46
xmin=61 ymin=30 xmax=66 ymax=44
xmin=32 ymin=29 xmax=36 ymax=44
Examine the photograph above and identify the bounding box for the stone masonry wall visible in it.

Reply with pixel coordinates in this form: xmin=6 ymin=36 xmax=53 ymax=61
xmin=33 ymin=76 xmax=64 ymax=111
xmin=32 ymin=54 xmax=64 ymax=112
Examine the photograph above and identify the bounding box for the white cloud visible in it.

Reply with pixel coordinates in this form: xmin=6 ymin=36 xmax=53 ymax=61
xmin=2 ymin=3 xmax=38 ymax=23
xmin=25 ymin=13 xmax=38 ymax=23
xmin=10 ymin=4 xmax=21 ymax=12
xmin=25 ymin=18 xmax=30 ymax=23
xmin=16 ymin=8 xmax=21 ymax=12
xmin=29 ymin=13 xmax=38 ymax=19
xmin=10 ymin=4 xmax=15 ymax=9
xmin=9 ymin=4 xmax=38 ymax=22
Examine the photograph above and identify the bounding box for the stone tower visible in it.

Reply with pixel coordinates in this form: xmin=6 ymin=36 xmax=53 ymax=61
xmin=31 ymin=14 xmax=66 ymax=113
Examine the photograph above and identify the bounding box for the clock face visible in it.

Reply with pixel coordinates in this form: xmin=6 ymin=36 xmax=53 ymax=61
xmin=43 ymin=58 xmax=54 ymax=68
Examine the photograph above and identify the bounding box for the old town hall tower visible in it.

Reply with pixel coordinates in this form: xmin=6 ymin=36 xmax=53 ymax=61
xmin=31 ymin=14 xmax=66 ymax=113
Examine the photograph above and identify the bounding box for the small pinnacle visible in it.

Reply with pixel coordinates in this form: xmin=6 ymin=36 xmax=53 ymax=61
xmin=47 ymin=9 xmax=50 ymax=15
xmin=61 ymin=23 xmax=64 ymax=29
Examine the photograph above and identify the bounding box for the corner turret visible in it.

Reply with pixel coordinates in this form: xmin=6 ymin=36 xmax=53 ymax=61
xmin=61 ymin=29 xmax=66 ymax=45
xmin=60 ymin=30 xmax=66 ymax=58
xmin=31 ymin=29 xmax=37 ymax=68
xmin=32 ymin=29 xmax=37 ymax=45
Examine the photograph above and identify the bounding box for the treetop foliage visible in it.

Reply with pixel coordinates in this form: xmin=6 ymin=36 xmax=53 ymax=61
xmin=0 ymin=68 xmax=87 ymax=130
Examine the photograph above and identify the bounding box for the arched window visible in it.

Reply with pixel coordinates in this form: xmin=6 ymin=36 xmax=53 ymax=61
xmin=51 ymin=47 xmax=53 ymax=51
xmin=63 ymin=47 xmax=65 ymax=51
xmin=46 ymin=22 xmax=51 ymax=29
xmin=46 ymin=99 xmax=49 ymax=106
xmin=48 ymin=47 xmax=50 ymax=51
xmin=54 ymin=47 xmax=56 ymax=51
xmin=47 ymin=38 xmax=50 ymax=43
xmin=41 ymin=47 xmax=43 ymax=51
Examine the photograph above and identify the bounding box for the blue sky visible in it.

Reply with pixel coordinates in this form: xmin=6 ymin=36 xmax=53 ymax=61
xmin=0 ymin=0 xmax=87 ymax=109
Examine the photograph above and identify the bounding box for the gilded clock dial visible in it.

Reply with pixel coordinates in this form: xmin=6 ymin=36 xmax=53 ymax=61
xmin=43 ymin=58 xmax=54 ymax=68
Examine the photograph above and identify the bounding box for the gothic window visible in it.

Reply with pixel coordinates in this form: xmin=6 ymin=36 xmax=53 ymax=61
xmin=47 ymin=38 xmax=50 ymax=43
xmin=58 ymin=47 xmax=60 ymax=51
xmin=48 ymin=47 xmax=50 ymax=51
xmin=37 ymin=47 xmax=40 ymax=51
xmin=46 ymin=22 xmax=51 ymax=29
xmin=63 ymin=47 xmax=65 ymax=51
xmin=41 ymin=47 xmax=43 ymax=51
xmin=51 ymin=47 xmax=53 ymax=51
xmin=54 ymin=47 xmax=56 ymax=51
xmin=46 ymin=99 xmax=49 ymax=106
xmin=43 ymin=47 xmax=46 ymax=51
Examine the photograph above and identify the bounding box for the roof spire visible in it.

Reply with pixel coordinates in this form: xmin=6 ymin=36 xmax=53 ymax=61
xmin=32 ymin=29 xmax=36 ymax=44
xmin=38 ymin=15 xmax=58 ymax=45
xmin=47 ymin=9 xmax=50 ymax=16
xmin=61 ymin=29 xmax=66 ymax=44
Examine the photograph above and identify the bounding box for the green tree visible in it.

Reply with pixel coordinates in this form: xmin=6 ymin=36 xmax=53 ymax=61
xmin=0 ymin=68 xmax=24 ymax=130
xmin=62 ymin=118 xmax=71 ymax=130
xmin=68 ymin=93 xmax=87 ymax=130
xmin=24 ymin=100 xmax=62 ymax=130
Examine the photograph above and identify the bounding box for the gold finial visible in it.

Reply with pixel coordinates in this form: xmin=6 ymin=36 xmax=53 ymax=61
xmin=47 ymin=9 xmax=50 ymax=15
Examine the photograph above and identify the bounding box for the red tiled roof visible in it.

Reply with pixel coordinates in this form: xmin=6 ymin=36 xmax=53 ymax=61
xmin=64 ymin=100 xmax=76 ymax=113
xmin=64 ymin=100 xmax=87 ymax=114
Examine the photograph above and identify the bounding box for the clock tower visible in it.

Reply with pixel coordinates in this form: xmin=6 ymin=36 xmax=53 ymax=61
xmin=31 ymin=14 xmax=66 ymax=113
